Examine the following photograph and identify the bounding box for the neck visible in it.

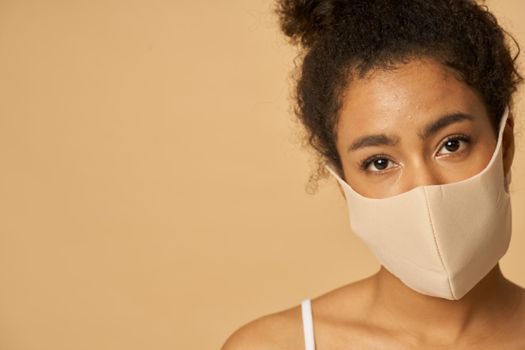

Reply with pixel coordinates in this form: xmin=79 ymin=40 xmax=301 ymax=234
xmin=369 ymin=263 xmax=521 ymax=343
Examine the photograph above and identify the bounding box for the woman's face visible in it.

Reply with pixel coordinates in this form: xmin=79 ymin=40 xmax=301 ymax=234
xmin=335 ymin=58 xmax=499 ymax=199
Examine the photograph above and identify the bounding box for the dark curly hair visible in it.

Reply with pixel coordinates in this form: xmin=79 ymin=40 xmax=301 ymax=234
xmin=274 ymin=0 xmax=522 ymax=193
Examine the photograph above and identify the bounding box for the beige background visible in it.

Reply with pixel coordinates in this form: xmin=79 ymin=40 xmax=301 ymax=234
xmin=0 ymin=1 xmax=524 ymax=349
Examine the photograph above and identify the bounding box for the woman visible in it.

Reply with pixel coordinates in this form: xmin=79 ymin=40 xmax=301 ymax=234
xmin=222 ymin=0 xmax=525 ymax=348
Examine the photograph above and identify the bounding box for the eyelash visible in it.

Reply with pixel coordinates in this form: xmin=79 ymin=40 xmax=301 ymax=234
xmin=359 ymin=134 xmax=472 ymax=175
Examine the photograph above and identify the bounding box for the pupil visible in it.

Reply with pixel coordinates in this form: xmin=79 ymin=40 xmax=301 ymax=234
xmin=445 ymin=140 xmax=460 ymax=152
xmin=374 ymin=159 xmax=388 ymax=170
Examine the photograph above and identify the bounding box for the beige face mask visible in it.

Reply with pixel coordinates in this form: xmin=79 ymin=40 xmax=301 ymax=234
xmin=325 ymin=107 xmax=512 ymax=300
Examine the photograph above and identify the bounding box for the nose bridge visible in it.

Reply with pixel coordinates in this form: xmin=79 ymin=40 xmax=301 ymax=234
xmin=405 ymin=159 xmax=443 ymax=191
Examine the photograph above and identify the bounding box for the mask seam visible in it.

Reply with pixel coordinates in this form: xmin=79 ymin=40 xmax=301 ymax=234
xmin=423 ymin=187 xmax=456 ymax=299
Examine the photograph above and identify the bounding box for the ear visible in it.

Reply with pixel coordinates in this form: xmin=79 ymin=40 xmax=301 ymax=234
xmin=502 ymin=111 xmax=515 ymax=179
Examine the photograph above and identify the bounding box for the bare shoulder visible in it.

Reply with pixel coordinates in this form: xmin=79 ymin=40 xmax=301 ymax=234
xmin=221 ymin=275 xmax=377 ymax=350
xmin=312 ymin=274 xmax=376 ymax=322
xmin=220 ymin=304 xmax=304 ymax=350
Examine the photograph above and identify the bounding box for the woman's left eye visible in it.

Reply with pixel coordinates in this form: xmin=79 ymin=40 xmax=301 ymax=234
xmin=437 ymin=134 xmax=472 ymax=155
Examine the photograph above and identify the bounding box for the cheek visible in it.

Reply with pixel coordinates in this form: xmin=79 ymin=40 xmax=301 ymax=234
xmin=459 ymin=137 xmax=497 ymax=178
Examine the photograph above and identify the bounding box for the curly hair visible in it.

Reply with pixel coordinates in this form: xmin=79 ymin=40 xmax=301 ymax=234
xmin=274 ymin=0 xmax=522 ymax=193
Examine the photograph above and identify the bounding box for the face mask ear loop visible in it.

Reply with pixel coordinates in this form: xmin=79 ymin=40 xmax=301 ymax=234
xmin=500 ymin=106 xmax=512 ymax=193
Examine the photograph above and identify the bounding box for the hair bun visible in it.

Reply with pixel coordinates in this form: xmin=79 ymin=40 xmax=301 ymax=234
xmin=275 ymin=0 xmax=347 ymax=48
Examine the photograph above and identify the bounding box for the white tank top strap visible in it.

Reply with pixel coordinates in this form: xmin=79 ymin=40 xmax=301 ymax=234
xmin=300 ymin=299 xmax=315 ymax=350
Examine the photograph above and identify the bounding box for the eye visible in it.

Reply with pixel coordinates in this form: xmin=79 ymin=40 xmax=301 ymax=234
xmin=359 ymin=134 xmax=472 ymax=175
xmin=437 ymin=134 xmax=472 ymax=156
xmin=360 ymin=154 xmax=396 ymax=174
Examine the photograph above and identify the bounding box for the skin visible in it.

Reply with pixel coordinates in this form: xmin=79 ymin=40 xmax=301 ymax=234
xmin=221 ymin=58 xmax=524 ymax=349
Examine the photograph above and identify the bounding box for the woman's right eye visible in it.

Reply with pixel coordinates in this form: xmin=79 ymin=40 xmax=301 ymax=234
xmin=360 ymin=155 xmax=396 ymax=174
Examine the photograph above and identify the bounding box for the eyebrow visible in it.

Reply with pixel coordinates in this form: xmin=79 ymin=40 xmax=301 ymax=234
xmin=347 ymin=112 xmax=475 ymax=152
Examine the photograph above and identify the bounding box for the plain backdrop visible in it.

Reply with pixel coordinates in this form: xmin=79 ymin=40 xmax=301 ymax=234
xmin=0 ymin=1 xmax=524 ymax=349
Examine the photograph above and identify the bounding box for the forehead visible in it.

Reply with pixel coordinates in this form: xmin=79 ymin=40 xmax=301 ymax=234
xmin=337 ymin=58 xmax=487 ymax=137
